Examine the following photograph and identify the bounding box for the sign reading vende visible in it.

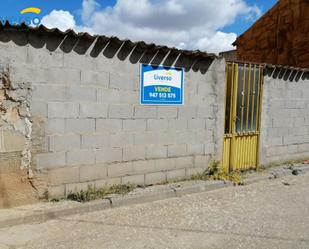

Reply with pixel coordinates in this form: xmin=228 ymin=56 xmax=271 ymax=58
xmin=140 ymin=64 xmax=184 ymax=105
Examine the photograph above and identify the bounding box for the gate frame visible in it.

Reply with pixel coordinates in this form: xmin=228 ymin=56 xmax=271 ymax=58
xmin=222 ymin=61 xmax=264 ymax=173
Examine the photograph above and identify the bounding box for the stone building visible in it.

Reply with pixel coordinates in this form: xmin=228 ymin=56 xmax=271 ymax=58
xmin=234 ymin=0 xmax=309 ymax=68
xmin=0 ymin=22 xmax=308 ymax=207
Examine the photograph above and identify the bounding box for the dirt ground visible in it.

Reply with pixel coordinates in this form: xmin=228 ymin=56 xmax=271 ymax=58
xmin=0 ymin=170 xmax=308 ymax=249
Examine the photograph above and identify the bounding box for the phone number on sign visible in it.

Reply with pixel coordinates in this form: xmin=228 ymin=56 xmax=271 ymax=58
xmin=149 ymin=92 xmax=177 ymax=98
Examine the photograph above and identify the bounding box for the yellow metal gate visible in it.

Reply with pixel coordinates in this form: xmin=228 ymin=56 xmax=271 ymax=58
xmin=222 ymin=62 xmax=263 ymax=172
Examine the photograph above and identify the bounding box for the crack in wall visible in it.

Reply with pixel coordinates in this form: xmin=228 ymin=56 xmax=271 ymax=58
xmin=0 ymin=66 xmax=33 ymax=178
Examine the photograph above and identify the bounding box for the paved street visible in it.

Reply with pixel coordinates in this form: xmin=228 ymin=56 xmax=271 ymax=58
xmin=0 ymin=172 xmax=309 ymax=249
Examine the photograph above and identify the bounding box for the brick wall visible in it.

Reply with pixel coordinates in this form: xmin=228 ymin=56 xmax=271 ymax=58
xmin=0 ymin=35 xmax=226 ymax=198
xmin=235 ymin=0 xmax=309 ymax=68
xmin=260 ymin=69 xmax=309 ymax=165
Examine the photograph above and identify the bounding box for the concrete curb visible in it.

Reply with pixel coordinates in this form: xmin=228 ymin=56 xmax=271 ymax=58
xmin=1 ymin=165 xmax=308 ymax=229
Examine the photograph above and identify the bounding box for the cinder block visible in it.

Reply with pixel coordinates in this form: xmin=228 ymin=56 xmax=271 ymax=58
xmin=31 ymin=101 xmax=48 ymax=117
xmin=133 ymin=160 xmax=156 ymax=174
xmin=168 ymin=119 xmax=188 ymax=130
xmin=288 ymin=144 xmax=298 ymax=153
xmin=206 ymin=118 xmax=215 ymax=130
xmin=107 ymin=162 xmax=134 ymax=177
xmin=81 ymin=133 xmax=109 ymax=149
xmin=108 ymin=104 xmax=133 ymax=119
xmin=157 ymin=131 xmax=177 ymax=145
xmin=48 ymin=102 xmax=79 ymax=118
xmin=157 ymin=106 xmax=178 ymax=118
xmin=79 ymin=164 xmax=108 ymax=182
xmin=96 ymin=119 xmax=122 ymax=133
xmin=123 ymin=146 xmax=145 ymax=161
xmin=175 ymin=156 xmax=194 ymax=169
xmin=134 ymin=106 xmax=157 ymax=119
xmin=32 ymin=84 xmax=66 ymax=101
xmin=197 ymin=107 xmax=214 ymax=118
xmin=196 ymin=130 xmax=214 ymax=143
xmin=97 ymin=88 xmax=138 ymax=104
xmin=109 ymin=73 xmax=135 ymax=90
xmin=111 ymin=133 xmax=134 ymax=147
xmin=194 ymin=155 xmax=210 ymax=169
xmin=178 ymin=106 xmax=197 ymax=119
xmin=146 ymin=145 xmax=168 ymax=159
xmin=188 ymin=119 xmax=206 ymax=130
xmin=46 ymin=119 xmax=66 ymax=134
xmin=293 ymin=117 xmax=305 ymax=127
xmin=176 ymin=131 xmax=196 ymax=144
xmin=283 ymin=135 xmax=305 ymax=145
xmin=186 ymin=167 xmax=207 ymax=176
xmin=63 ymin=53 xmax=97 ymax=71
xmin=95 ymin=178 xmax=121 ymax=188
xmin=168 ymin=144 xmax=187 ymax=157
xmin=266 ymin=146 xmax=286 ymax=157
xmin=166 ymin=169 xmax=186 ymax=180
xmin=147 ymin=119 xmax=168 ymax=131
xmin=66 ymin=86 xmax=96 ymax=102
xmin=48 ymin=166 xmax=79 ymax=185
xmin=187 ymin=144 xmax=204 ymax=155
xmin=81 ymin=70 xmax=109 ymax=88
xmin=155 ymin=158 xmax=176 ymax=171
xmin=145 ymin=172 xmax=166 ymax=185
xmin=205 ymin=143 xmax=215 ymax=155
xmin=134 ymin=132 xmax=158 ymax=145
xmin=49 ymin=134 xmax=81 ymax=152
xmin=66 ymin=119 xmax=95 ymax=134
xmin=46 ymin=68 xmax=81 ymax=85
xmin=35 ymin=152 xmax=66 ymax=169
xmin=271 ymin=137 xmax=284 ymax=146
xmin=66 ymin=150 xmax=95 ymax=166
xmin=123 ymin=120 xmax=146 ymax=132
xmin=122 ymin=174 xmax=145 ymax=185
xmin=27 ymin=47 xmax=63 ymax=68
xmin=96 ymin=148 xmax=123 ymax=163
xmin=272 ymin=118 xmax=293 ymax=128
xmin=297 ymin=143 xmax=309 ymax=153
xmin=48 ymin=185 xmax=65 ymax=198
xmin=80 ymin=103 xmax=108 ymax=118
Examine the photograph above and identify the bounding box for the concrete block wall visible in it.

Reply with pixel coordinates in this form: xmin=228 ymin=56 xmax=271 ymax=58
xmin=260 ymin=72 xmax=309 ymax=165
xmin=0 ymin=39 xmax=225 ymax=198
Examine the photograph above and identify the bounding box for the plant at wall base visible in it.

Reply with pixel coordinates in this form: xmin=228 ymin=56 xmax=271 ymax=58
xmin=66 ymin=184 xmax=136 ymax=203
xmin=206 ymin=160 xmax=244 ymax=185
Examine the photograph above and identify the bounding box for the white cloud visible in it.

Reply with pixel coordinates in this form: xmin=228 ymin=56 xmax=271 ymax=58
xmin=41 ymin=10 xmax=76 ymax=31
xmin=40 ymin=0 xmax=262 ymax=53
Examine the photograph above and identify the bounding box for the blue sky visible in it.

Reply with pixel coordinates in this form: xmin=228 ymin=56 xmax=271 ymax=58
xmin=0 ymin=0 xmax=278 ymax=53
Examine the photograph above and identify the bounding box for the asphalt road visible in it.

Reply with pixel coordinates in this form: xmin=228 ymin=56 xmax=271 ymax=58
xmin=0 ymin=172 xmax=308 ymax=249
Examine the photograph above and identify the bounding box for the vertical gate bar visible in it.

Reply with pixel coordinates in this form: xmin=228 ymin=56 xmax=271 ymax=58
xmin=231 ymin=63 xmax=239 ymax=171
xmin=251 ymin=65 xmax=256 ymax=131
xmin=229 ymin=64 xmax=234 ymax=134
xmin=256 ymin=66 xmax=264 ymax=168
xmin=244 ymin=136 xmax=248 ymax=169
xmin=245 ymin=136 xmax=249 ymax=168
xmin=241 ymin=137 xmax=243 ymax=170
xmin=240 ymin=64 xmax=246 ymax=132
xmin=255 ymin=66 xmax=261 ymax=131
xmin=246 ymin=64 xmax=251 ymax=132
xmin=250 ymin=136 xmax=253 ymax=167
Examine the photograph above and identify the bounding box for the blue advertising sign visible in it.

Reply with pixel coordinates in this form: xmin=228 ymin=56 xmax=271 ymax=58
xmin=140 ymin=64 xmax=184 ymax=105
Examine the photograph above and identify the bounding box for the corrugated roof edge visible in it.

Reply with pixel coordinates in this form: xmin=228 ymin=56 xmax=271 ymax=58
xmin=226 ymin=59 xmax=309 ymax=72
xmin=0 ymin=21 xmax=217 ymax=60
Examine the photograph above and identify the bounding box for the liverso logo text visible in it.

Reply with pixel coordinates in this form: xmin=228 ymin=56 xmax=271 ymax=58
xmin=0 ymin=7 xmax=42 ymax=27
xmin=154 ymin=72 xmax=173 ymax=81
